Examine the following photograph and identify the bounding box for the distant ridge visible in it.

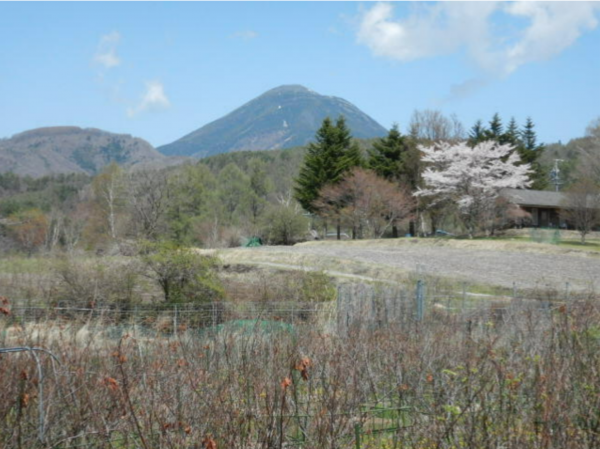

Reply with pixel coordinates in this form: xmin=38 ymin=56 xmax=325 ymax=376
xmin=158 ymin=85 xmax=387 ymax=158
xmin=0 ymin=126 xmax=164 ymax=178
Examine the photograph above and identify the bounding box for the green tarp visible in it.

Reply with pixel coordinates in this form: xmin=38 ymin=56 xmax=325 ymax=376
xmin=243 ymin=236 xmax=263 ymax=247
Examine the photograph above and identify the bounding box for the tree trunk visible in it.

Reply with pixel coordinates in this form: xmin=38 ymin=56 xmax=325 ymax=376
xmin=336 ymin=220 xmax=341 ymax=240
xmin=392 ymin=224 xmax=398 ymax=238
xmin=430 ymin=217 xmax=438 ymax=236
xmin=467 ymin=225 xmax=474 ymax=239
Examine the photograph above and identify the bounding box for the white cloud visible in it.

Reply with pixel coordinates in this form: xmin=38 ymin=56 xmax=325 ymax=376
xmin=94 ymin=31 xmax=121 ymax=69
xmin=127 ymin=81 xmax=170 ymax=118
xmin=357 ymin=2 xmax=600 ymax=76
xmin=231 ymin=30 xmax=259 ymax=41
xmin=502 ymin=2 xmax=599 ymax=74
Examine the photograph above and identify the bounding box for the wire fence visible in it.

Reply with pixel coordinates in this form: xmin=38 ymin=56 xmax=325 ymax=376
xmin=335 ymin=281 xmax=577 ymax=336
xmin=4 ymin=279 xmax=581 ymax=340
xmin=5 ymin=301 xmax=334 ymax=340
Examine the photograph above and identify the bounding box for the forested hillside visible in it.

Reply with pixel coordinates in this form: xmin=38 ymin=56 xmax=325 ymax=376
xmin=0 ymin=127 xmax=164 ymax=178
xmin=1 ymin=111 xmax=598 ymax=254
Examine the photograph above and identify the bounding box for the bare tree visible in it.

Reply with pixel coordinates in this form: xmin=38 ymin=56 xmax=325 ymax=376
xmin=62 ymin=205 xmax=87 ymax=252
xmin=6 ymin=209 xmax=48 ymax=255
xmin=127 ymin=170 xmax=171 ymax=240
xmin=560 ymin=179 xmax=600 ymax=243
xmin=314 ymin=168 xmax=414 ymax=239
xmin=408 ymin=109 xmax=466 ymax=142
xmin=560 ymin=118 xmax=600 ymax=243
xmin=577 ymin=118 xmax=600 ymax=181
xmin=92 ymin=163 xmax=125 ymax=240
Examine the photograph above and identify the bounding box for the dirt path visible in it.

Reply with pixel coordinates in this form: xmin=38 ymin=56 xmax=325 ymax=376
xmin=236 ymin=242 xmax=600 ymax=291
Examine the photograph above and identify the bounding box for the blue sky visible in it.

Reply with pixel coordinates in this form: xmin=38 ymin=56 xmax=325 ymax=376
xmin=1 ymin=1 xmax=599 ymax=148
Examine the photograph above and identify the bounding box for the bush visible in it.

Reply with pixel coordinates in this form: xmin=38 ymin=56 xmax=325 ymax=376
xmin=54 ymin=257 xmax=140 ymax=307
xmin=262 ymin=203 xmax=308 ymax=245
xmin=140 ymin=241 xmax=224 ymax=304
xmin=296 ymin=270 xmax=336 ymax=303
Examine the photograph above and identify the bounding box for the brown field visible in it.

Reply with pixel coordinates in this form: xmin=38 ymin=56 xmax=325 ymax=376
xmin=211 ymin=237 xmax=600 ymax=292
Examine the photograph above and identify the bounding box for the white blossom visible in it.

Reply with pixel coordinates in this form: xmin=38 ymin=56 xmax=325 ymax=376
xmin=416 ymin=140 xmax=532 ymax=237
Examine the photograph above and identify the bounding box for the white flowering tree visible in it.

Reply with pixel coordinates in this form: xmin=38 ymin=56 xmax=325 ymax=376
xmin=415 ymin=141 xmax=532 ymax=238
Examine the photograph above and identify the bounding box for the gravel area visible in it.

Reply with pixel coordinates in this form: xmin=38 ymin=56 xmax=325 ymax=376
xmin=255 ymin=244 xmax=600 ymax=291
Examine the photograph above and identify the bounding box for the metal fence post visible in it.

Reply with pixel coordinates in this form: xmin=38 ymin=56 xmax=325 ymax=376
xmin=462 ymin=282 xmax=467 ymax=315
xmin=415 ymin=280 xmax=425 ymax=322
xmin=173 ymin=305 xmax=178 ymax=337
xmin=133 ymin=305 xmax=138 ymax=337
xmin=212 ymin=303 xmax=217 ymax=330
xmin=336 ymin=285 xmax=344 ymax=336
xmin=354 ymin=423 xmax=361 ymax=449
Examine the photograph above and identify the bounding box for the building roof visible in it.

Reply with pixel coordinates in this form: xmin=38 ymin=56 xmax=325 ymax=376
xmin=501 ymin=189 xmax=566 ymax=208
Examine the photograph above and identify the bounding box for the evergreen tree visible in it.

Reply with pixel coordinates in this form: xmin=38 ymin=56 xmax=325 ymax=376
xmin=486 ymin=113 xmax=503 ymax=140
xmin=367 ymin=124 xmax=407 ymax=181
xmin=335 ymin=116 xmax=363 ymax=171
xmin=505 ymin=117 xmax=520 ymax=145
xmin=518 ymin=117 xmax=547 ymax=189
xmin=521 ymin=117 xmax=539 ymax=153
xmin=294 ymin=116 xmax=361 ymax=213
xmin=468 ymin=120 xmax=486 ymax=145
xmin=469 ymin=114 xmax=547 ymax=190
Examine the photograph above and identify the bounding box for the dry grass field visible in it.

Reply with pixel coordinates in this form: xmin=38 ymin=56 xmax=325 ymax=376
xmin=210 ymin=236 xmax=600 ymax=293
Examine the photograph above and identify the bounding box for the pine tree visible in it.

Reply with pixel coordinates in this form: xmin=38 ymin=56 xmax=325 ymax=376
xmin=521 ymin=117 xmax=538 ymax=154
xmin=468 ymin=120 xmax=486 ymax=145
xmin=335 ymin=116 xmax=363 ymax=171
xmin=519 ymin=117 xmax=546 ymax=189
xmin=504 ymin=117 xmax=519 ymax=145
xmin=486 ymin=113 xmax=503 ymax=140
xmin=294 ymin=116 xmax=361 ymax=213
xmin=367 ymin=124 xmax=407 ymax=181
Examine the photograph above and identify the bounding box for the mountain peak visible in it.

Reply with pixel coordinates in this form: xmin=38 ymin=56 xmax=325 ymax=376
xmin=263 ymin=84 xmax=313 ymax=95
xmin=158 ymin=86 xmax=386 ymax=158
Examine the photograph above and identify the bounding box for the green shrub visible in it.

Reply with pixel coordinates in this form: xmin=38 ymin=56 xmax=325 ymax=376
xmin=297 ymin=270 xmax=336 ymax=303
xmin=140 ymin=241 xmax=224 ymax=304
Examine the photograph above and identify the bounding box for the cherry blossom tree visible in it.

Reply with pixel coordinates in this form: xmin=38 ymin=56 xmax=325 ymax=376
xmin=416 ymin=141 xmax=532 ymax=238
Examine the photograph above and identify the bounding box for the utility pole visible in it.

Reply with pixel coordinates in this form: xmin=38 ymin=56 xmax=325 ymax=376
xmin=549 ymin=159 xmax=564 ymax=192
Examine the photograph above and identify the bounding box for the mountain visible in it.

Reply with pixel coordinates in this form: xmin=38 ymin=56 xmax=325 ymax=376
xmin=158 ymin=85 xmax=388 ymax=158
xmin=0 ymin=126 xmax=165 ymax=178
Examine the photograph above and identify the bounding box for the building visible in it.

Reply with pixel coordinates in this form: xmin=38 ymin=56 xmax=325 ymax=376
xmin=501 ymin=189 xmax=567 ymax=228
